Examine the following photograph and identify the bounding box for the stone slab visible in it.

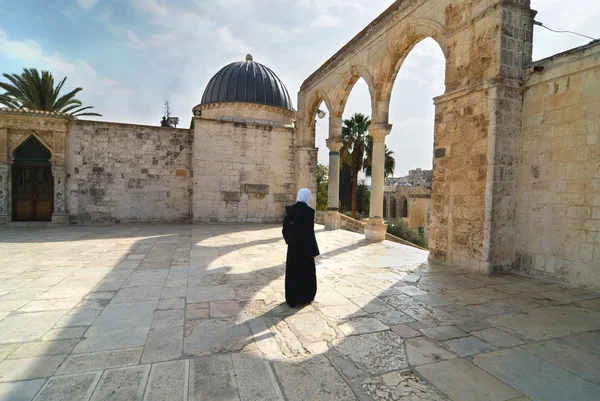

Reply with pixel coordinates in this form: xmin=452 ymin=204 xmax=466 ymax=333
xmin=318 ymin=305 xmax=366 ymax=322
xmin=488 ymin=306 xmax=600 ymax=341
xmin=521 ymin=339 xmax=600 ymax=383
xmin=333 ymin=331 xmax=407 ymax=375
xmin=273 ymin=355 xmax=356 ymax=401
xmin=406 ymin=337 xmax=457 ymax=366
xmin=0 ymin=355 xmax=66 ymax=382
xmin=41 ymin=327 xmax=87 ymax=341
xmin=349 ymin=297 xmax=395 ymax=313
xmin=231 ymin=352 xmax=283 ymax=401
xmin=158 ymin=298 xmax=185 ymax=310
xmin=565 ymin=331 xmax=600 ymax=353
xmin=57 ymin=347 xmax=143 ymax=375
xmin=474 ymin=348 xmax=600 ymax=401
xmin=390 ymin=323 xmax=422 ymax=338
xmin=112 ymin=286 xmax=163 ymax=304
xmin=416 ymin=358 xmax=521 ymax=401
xmin=189 ymin=354 xmax=239 ymax=401
xmin=143 ymin=360 xmax=189 ymax=401
xmin=34 ymin=373 xmax=100 ymax=401
xmin=54 ymin=307 xmax=102 ymax=328
xmin=9 ymin=339 xmax=79 ymax=359
xmin=0 ymin=344 xmax=18 ymax=362
xmin=0 ymin=379 xmax=46 ymax=401
xmin=210 ymin=301 xmax=240 ymax=317
xmin=338 ymin=317 xmax=389 ymax=336
xmin=441 ymin=336 xmax=497 ymax=357
xmin=186 ymin=286 xmax=237 ymax=303
xmin=141 ymin=326 xmax=183 ymax=363
xmin=421 ymin=326 xmax=468 ymax=341
xmin=472 ymin=328 xmax=524 ymax=348
xmin=90 ymin=365 xmax=150 ymax=401
xmin=152 ymin=310 xmax=184 ymax=329
xmin=184 ymin=318 xmax=251 ymax=357
xmin=361 ymin=370 xmax=448 ymax=401
xmin=286 ymin=313 xmax=337 ymax=342
xmin=371 ymin=310 xmax=414 ymax=325
xmin=73 ymin=301 xmax=156 ymax=353
xmin=0 ymin=311 xmax=65 ymax=343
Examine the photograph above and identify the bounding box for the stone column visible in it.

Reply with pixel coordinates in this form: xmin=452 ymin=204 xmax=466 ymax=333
xmin=51 ymin=165 xmax=68 ymax=224
xmin=0 ymin=164 xmax=8 ymax=224
xmin=0 ymin=127 xmax=8 ymax=224
xmin=324 ymin=135 xmax=343 ymax=230
xmin=365 ymin=124 xmax=391 ymax=241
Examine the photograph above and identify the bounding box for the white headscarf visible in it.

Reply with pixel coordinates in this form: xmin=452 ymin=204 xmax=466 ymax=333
xmin=296 ymin=188 xmax=312 ymax=205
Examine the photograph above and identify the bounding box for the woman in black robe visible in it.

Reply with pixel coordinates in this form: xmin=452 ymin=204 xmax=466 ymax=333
xmin=283 ymin=188 xmax=320 ymax=308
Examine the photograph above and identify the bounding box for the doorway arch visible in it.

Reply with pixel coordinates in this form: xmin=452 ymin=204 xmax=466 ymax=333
xmin=12 ymin=135 xmax=54 ymax=221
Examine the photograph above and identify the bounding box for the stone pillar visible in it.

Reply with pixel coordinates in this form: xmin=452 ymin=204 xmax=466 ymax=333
xmin=51 ymin=165 xmax=68 ymax=224
xmin=0 ymin=164 xmax=8 ymax=224
xmin=365 ymin=124 xmax=391 ymax=241
xmin=324 ymin=135 xmax=343 ymax=230
xmin=0 ymin=127 xmax=7 ymax=224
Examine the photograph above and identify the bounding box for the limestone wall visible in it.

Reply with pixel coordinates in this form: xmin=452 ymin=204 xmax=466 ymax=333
xmin=66 ymin=121 xmax=193 ymax=223
xmin=407 ymin=195 xmax=430 ymax=231
xmin=192 ymin=117 xmax=295 ymax=223
xmin=517 ymin=42 xmax=600 ymax=287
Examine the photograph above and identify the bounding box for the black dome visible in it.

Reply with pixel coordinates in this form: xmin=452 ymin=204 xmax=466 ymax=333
xmin=201 ymin=55 xmax=294 ymax=111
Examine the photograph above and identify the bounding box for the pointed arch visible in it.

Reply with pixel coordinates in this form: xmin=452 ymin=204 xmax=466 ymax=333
xmin=376 ymin=20 xmax=448 ymax=124
xmin=335 ymin=65 xmax=376 ymax=119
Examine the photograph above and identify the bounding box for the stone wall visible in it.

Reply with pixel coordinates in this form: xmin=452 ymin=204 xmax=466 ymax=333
xmin=407 ymin=195 xmax=430 ymax=231
xmin=66 ymin=121 xmax=193 ymax=224
xmin=192 ymin=117 xmax=295 ymax=223
xmin=516 ymin=42 xmax=600 ymax=287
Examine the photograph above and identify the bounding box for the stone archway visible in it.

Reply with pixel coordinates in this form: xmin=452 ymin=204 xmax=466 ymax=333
xmin=12 ymin=136 xmax=54 ymax=221
xmin=399 ymin=195 xmax=408 ymax=218
xmin=390 ymin=196 xmax=397 ymax=219
xmin=0 ymin=110 xmax=71 ymax=224
xmin=296 ymin=0 xmax=535 ymax=273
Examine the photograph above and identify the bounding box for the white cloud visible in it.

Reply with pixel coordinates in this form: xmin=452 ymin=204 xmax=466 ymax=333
xmin=75 ymin=0 xmax=99 ymax=10
xmin=0 ymin=28 xmax=140 ymax=121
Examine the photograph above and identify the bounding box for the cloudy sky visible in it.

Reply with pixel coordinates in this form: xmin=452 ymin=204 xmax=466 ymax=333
xmin=1 ymin=0 xmax=598 ymax=177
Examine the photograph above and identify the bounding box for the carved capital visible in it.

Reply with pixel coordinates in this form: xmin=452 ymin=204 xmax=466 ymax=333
xmin=326 ymin=135 xmax=344 ymax=153
xmin=369 ymin=123 xmax=392 ymax=142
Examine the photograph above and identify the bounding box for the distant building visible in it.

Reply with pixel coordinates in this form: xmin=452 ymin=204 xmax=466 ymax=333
xmin=407 ymin=168 xmax=432 ymax=187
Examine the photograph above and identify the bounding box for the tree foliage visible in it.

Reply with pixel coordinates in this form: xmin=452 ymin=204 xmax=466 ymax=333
xmin=316 ymin=164 xmax=329 ymax=211
xmin=0 ymin=68 xmax=101 ymax=116
xmin=363 ymin=135 xmax=396 ymax=178
xmin=340 ymin=113 xmax=370 ymax=219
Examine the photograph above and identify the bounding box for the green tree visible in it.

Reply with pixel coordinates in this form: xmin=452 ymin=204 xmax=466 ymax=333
xmin=315 ymin=164 xmax=329 ymax=211
xmin=0 ymin=68 xmax=101 ymax=116
xmin=340 ymin=113 xmax=370 ymax=219
xmin=363 ymin=135 xmax=396 ymax=178
xmin=356 ymin=182 xmax=370 ymax=216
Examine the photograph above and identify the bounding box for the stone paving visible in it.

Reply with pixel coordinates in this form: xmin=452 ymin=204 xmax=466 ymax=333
xmin=0 ymin=225 xmax=599 ymax=401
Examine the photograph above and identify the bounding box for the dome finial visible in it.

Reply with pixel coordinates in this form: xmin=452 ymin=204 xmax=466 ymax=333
xmin=245 ymin=54 xmax=253 ymax=61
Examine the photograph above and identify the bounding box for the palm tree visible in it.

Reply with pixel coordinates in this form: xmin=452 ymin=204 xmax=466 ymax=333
xmin=364 ymin=135 xmax=396 ymax=178
xmin=0 ymin=68 xmax=101 ymax=116
xmin=340 ymin=113 xmax=370 ymax=219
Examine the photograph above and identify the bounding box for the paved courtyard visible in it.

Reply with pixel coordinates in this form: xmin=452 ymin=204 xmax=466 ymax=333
xmin=0 ymin=225 xmax=599 ymax=401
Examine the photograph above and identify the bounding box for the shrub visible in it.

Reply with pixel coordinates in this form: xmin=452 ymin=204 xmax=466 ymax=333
xmin=386 ymin=218 xmax=427 ymax=248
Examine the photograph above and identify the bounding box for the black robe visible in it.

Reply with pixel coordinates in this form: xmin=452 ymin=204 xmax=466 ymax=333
xmin=284 ymin=202 xmax=320 ymax=307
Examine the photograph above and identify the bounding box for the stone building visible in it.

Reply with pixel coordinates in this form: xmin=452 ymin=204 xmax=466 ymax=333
xmin=384 ymin=185 xmax=431 ymax=239
xmin=0 ymin=54 xmax=296 ymax=225
xmin=0 ymin=0 xmax=599 ymax=289
xmin=296 ymin=0 xmax=600 ymax=288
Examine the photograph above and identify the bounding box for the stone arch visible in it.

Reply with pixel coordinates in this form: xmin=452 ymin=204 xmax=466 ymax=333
xmin=334 ymin=65 xmax=377 ymax=120
xmin=12 ymin=134 xmax=53 ymax=162
xmin=376 ymin=20 xmax=448 ymax=124
xmin=390 ymin=195 xmax=397 ymax=219
xmin=399 ymin=195 xmax=408 ymax=218
xmin=383 ymin=196 xmax=388 ymax=219
xmin=9 ymin=132 xmax=54 ymax=163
